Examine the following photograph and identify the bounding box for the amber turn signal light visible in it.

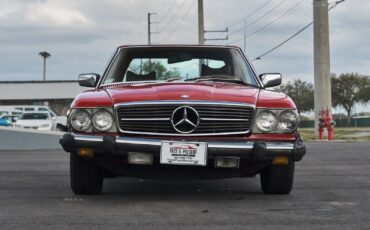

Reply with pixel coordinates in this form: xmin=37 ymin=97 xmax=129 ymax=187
xmin=272 ymin=156 xmax=289 ymax=165
xmin=77 ymin=148 xmax=94 ymax=157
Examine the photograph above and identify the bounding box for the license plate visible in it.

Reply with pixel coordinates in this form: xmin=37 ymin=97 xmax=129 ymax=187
xmin=160 ymin=141 xmax=207 ymax=166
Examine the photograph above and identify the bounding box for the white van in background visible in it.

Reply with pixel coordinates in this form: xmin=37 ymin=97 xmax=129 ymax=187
xmin=0 ymin=105 xmax=67 ymax=131
xmin=0 ymin=107 xmax=23 ymax=117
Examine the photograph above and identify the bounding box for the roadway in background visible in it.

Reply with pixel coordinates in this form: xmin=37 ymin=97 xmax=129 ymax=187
xmin=0 ymin=127 xmax=62 ymax=150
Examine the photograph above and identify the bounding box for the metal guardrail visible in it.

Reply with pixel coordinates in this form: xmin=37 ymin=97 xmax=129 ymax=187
xmin=300 ymin=117 xmax=370 ymax=128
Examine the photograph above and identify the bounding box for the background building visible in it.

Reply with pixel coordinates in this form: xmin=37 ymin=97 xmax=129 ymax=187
xmin=0 ymin=80 xmax=86 ymax=115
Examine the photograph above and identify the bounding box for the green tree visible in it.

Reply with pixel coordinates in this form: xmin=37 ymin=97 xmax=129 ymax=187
xmin=280 ymin=79 xmax=314 ymax=113
xmin=142 ymin=61 xmax=180 ymax=80
xmin=331 ymin=73 xmax=370 ymax=125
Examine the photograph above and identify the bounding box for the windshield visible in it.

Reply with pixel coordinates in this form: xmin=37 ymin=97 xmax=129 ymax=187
xmin=0 ymin=111 xmax=9 ymax=116
xmin=38 ymin=107 xmax=58 ymax=117
xmin=20 ymin=113 xmax=49 ymax=120
xmin=103 ymin=47 xmax=258 ymax=85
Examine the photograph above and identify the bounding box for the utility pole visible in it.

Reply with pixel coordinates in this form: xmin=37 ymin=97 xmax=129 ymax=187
xmin=148 ymin=13 xmax=151 ymax=44
xmin=313 ymin=0 xmax=332 ymax=139
xmin=39 ymin=51 xmax=51 ymax=81
xmin=204 ymin=27 xmax=228 ymax=42
xmin=198 ymin=1 xmax=227 ymax=44
xmin=243 ymin=20 xmax=247 ymax=53
xmin=198 ymin=0 xmax=204 ymax=45
xmin=147 ymin=12 xmax=158 ymax=45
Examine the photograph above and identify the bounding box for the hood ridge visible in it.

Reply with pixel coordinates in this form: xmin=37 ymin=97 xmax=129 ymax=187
xmin=104 ymin=82 xmax=259 ymax=105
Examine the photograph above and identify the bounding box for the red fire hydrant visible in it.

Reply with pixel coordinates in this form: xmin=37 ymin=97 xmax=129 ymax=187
xmin=327 ymin=120 xmax=336 ymax=141
xmin=324 ymin=109 xmax=333 ymax=141
xmin=318 ymin=115 xmax=325 ymax=140
xmin=318 ymin=109 xmax=334 ymax=141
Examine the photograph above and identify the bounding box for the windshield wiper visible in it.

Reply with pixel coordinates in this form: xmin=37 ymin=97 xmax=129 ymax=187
xmin=165 ymin=77 xmax=183 ymax=82
xmin=185 ymin=77 xmax=259 ymax=88
xmin=196 ymin=77 xmax=243 ymax=83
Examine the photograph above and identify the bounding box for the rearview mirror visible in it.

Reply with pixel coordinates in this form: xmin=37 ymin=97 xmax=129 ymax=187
xmin=259 ymin=73 xmax=282 ymax=88
xmin=79 ymin=73 xmax=101 ymax=87
xmin=167 ymin=53 xmax=192 ymax=64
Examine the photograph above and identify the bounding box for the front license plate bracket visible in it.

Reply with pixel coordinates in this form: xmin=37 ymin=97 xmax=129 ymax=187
xmin=160 ymin=141 xmax=207 ymax=166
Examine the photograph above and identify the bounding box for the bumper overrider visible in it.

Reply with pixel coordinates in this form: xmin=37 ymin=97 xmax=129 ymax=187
xmin=60 ymin=133 xmax=306 ymax=162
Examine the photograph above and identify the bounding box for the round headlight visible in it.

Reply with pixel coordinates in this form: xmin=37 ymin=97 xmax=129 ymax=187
xmin=256 ymin=110 xmax=277 ymax=132
xmin=92 ymin=109 xmax=113 ymax=131
xmin=278 ymin=110 xmax=299 ymax=133
xmin=70 ymin=109 xmax=91 ymax=131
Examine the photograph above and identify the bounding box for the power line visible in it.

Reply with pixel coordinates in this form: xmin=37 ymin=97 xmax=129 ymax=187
xmin=246 ymin=0 xmax=307 ymax=40
xmin=154 ymin=0 xmax=171 ymax=42
xmin=162 ymin=0 xmax=196 ymax=42
xmin=159 ymin=0 xmax=179 ymax=22
xmin=212 ymin=0 xmax=273 ymax=44
xmin=228 ymin=0 xmax=273 ymax=28
xmin=159 ymin=0 xmax=187 ymax=33
xmin=156 ymin=0 xmax=169 ymax=16
xmin=252 ymin=22 xmax=313 ymax=60
xmin=227 ymin=0 xmax=307 ymax=45
xmin=252 ymin=0 xmax=345 ymax=61
xmin=228 ymin=0 xmax=289 ymax=36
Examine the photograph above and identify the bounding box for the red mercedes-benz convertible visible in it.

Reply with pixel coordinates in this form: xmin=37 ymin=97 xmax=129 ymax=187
xmin=60 ymin=45 xmax=306 ymax=195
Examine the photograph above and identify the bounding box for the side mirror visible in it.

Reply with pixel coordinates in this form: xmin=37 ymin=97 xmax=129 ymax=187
xmin=259 ymin=73 xmax=282 ymax=88
xmin=78 ymin=73 xmax=101 ymax=87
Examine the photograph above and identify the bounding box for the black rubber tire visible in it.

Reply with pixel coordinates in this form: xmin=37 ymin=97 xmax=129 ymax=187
xmin=260 ymin=162 xmax=295 ymax=194
xmin=56 ymin=125 xmax=66 ymax=132
xmin=70 ymin=153 xmax=103 ymax=195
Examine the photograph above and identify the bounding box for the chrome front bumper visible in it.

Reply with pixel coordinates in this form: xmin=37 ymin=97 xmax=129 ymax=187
xmin=60 ymin=133 xmax=306 ymax=161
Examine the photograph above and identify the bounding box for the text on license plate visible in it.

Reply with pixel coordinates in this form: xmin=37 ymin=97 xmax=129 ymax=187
xmin=160 ymin=141 xmax=207 ymax=166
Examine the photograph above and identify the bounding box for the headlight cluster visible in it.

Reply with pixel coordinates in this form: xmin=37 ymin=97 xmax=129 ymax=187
xmin=92 ymin=109 xmax=114 ymax=131
xmin=70 ymin=108 xmax=114 ymax=132
xmin=256 ymin=110 xmax=277 ymax=132
xmin=255 ymin=109 xmax=299 ymax=133
xmin=277 ymin=110 xmax=299 ymax=133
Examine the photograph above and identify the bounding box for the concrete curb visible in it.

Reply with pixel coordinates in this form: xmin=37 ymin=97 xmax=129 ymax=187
xmin=0 ymin=127 xmax=63 ymax=150
xmin=305 ymin=140 xmax=370 ymax=143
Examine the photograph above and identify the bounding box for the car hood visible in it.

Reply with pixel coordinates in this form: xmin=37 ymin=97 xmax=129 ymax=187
xmin=104 ymin=82 xmax=260 ymax=105
xmin=72 ymin=82 xmax=296 ymax=109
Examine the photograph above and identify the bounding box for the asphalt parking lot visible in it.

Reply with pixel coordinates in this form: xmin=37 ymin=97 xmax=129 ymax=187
xmin=1 ymin=142 xmax=370 ymax=230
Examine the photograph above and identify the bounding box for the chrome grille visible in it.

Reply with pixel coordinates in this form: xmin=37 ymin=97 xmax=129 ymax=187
xmin=116 ymin=101 xmax=254 ymax=136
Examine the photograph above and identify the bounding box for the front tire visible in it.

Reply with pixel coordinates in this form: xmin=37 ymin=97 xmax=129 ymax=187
xmin=70 ymin=153 xmax=103 ymax=195
xmin=56 ymin=125 xmax=66 ymax=132
xmin=260 ymin=162 xmax=295 ymax=194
